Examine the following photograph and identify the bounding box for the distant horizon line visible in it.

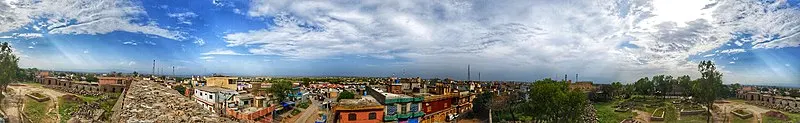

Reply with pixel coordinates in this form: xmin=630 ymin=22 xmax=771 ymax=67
xmin=26 ymin=67 xmax=799 ymax=88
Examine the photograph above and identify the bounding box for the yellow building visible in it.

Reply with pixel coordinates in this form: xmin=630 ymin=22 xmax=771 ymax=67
xmin=205 ymin=76 xmax=238 ymax=90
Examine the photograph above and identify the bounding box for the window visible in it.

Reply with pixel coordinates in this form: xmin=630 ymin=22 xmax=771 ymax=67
xmin=400 ymin=104 xmax=407 ymax=113
xmin=410 ymin=103 xmax=419 ymax=112
xmin=228 ymin=79 xmax=235 ymax=84
xmin=348 ymin=113 xmax=357 ymax=121
xmin=369 ymin=112 xmax=377 ymax=120
xmin=209 ymin=95 xmax=213 ymax=100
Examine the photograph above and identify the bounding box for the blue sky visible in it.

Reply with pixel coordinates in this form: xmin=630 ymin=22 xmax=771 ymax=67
xmin=1 ymin=0 xmax=798 ymax=86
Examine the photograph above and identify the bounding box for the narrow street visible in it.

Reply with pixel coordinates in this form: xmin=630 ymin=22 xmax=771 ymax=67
xmin=295 ymin=98 xmax=321 ymax=123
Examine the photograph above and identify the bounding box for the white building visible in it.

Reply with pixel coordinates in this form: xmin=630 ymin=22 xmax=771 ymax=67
xmin=194 ymin=86 xmax=238 ymax=114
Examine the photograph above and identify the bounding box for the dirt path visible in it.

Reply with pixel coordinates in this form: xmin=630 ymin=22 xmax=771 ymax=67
xmin=633 ymin=110 xmax=650 ymax=123
xmin=7 ymin=84 xmax=71 ymax=123
xmin=295 ymin=99 xmax=320 ymax=123
xmin=2 ymin=88 xmax=24 ymax=123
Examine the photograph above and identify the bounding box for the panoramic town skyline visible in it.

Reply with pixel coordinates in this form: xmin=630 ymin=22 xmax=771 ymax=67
xmin=1 ymin=0 xmax=799 ymax=85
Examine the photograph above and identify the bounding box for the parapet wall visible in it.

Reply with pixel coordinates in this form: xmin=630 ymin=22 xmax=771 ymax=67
xmin=110 ymin=81 xmax=232 ymax=123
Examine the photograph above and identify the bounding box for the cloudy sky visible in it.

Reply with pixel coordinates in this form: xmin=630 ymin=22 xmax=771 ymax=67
xmin=1 ymin=0 xmax=799 ymax=85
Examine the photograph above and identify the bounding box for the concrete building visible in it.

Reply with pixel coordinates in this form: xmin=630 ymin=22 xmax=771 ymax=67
xmin=225 ymin=93 xmax=276 ymax=122
xmin=205 ymin=76 xmax=239 ymax=90
xmin=333 ymin=96 xmax=385 ymax=123
xmin=194 ymin=86 xmax=238 ymax=114
xmin=367 ymin=86 xmax=424 ymax=123
xmin=418 ymin=93 xmax=458 ymax=123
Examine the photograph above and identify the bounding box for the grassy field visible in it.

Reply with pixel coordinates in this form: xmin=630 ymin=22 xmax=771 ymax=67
xmin=594 ymin=100 xmax=636 ymax=123
xmin=24 ymin=98 xmax=56 ymax=123
xmin=57 ymin=95 xmax=85 ymax=123
xmin=730 ymin=115 xmax=752 ymax=123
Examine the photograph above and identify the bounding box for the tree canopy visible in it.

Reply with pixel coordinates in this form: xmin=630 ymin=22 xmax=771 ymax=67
xmin=0 ymin=42 xmax=20 ymax=99
xmin=268 ymin=80 xmax=293 ymax=102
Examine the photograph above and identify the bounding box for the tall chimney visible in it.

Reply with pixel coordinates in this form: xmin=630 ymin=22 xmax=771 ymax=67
xmin=152 ymin=60 xmax=156 ymax=76
xmin=468 ymin=64 xmax=471 ymax=82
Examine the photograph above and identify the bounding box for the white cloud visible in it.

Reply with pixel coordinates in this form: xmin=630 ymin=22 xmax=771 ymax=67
xmin=144 ymin=41 xmax=157 ymax=45
xmin=719 ymin=49 xmax=746 ymax=54
xmin=0 ymin=0 xmax=184 ymax=40
xmin=729 ymin=61 xmax=735 ymax=64
xmin=787 ymin=64 xmax=791 ymax=67
xmin=221 ymin=0 xmax=799 ymax=82
xmin=27 ymin=46 xmax=33 ymax=49
xmin=122 ymin=41 xmax=138 ymax=46
xmin=703 ymin=54 xmax=715 ymax=57
xmin=15 ymin=33 xmax=43 ymax=39
xmin=83 ymin=50 xmax=89 ymax=54
xmin=201 ymin=49 xmax=248 ymax=55
xmin=193 ymin=38 xmax=206 ymax=46
xmin=167 ymin=12 xmax=198 ymax=25
xmin=127 ymin=61 xmax=136 ymax=66
xmin=199 ymin=56 xmax=215 ymax=60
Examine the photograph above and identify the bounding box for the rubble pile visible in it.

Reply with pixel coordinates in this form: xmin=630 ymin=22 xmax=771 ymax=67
xmin=747 ymin=101 xmax=800 ymax=113
xmin=44 ymin=85 xmax=102 ymax=96
xmin=71 ymin=102 xmax=100 ymax=119
xmin=111 ymin=81 xmax=233 ymax=123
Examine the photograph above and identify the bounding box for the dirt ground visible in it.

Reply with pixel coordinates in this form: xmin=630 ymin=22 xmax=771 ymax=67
xmin=633 ymin=110 xmax=652 ymax=123
xmin=714 ymin=100 xmax=771 ymax=123
xmin=3 ymin=83 xmax=72 ymax=123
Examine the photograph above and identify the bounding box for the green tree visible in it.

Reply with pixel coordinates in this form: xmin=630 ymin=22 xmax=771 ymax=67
xmin=634 ymin=77 xmax=654 ymax=96
xmin=269 ymin=80 xmax=293 ymax=102
xmin=610 ymin=82 xmax=623 ymax=98
xmin=173 ymin=85 xmax=186 ymax=94
xmin=677 ymin=75 xmax=692 ymax=96
xmin=337 ymin=91 xmax=355 ymax=101
xmin=695 ymin=60 xmax=723 ymax=123
xmin=86 ymin=76 xmax=99 ymax=82
xmin=653 ymin=75 xmax=674 ymax=98
xmin=471 ymin=92 xmax=493 ymax=120
xmin=523 ymin=78 xmax=587 ymax=122
xmin=0 ymin=42 xmax=20 ymax=99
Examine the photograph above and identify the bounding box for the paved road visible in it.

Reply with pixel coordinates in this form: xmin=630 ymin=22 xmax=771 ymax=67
xmin=296 ymin=97 xmax=321 ymax=123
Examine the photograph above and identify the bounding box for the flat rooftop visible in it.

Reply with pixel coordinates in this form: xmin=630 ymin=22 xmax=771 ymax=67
xmin=196 ymin=86 xmax=235 ymax=93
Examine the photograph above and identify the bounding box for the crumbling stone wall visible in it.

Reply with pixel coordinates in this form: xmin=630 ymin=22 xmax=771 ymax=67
xmin=110 ymin=81 xmax=233 ymax=123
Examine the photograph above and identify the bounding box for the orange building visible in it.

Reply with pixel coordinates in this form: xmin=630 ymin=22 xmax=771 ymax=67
xmin=98 ymin=77 xmax=133 ymax=86
xmin=333 ymin=97 xmax=385 ymax=123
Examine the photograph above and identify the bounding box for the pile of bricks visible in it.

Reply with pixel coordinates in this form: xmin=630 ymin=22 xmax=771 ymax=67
xmin=110 ymin=81 xmax=233 ymax=123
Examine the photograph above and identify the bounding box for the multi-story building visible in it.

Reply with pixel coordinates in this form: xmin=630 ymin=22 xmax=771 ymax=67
xmin=418 ymin=93 xmax=458 ymax=123
xmin=98 ymin=77 xmax=133 ymax=92
xmin=333 ymin=96 xmax=385 ymax=123
xmin=225 ymin=93 xmax=276 ymax=122
xmin=367 ymin=85 xmax=425 ymax=123
xmin=194 ymin=86 xmax=238 ymax=114
xmin=205 ymin=76 xmax=239 ymax=90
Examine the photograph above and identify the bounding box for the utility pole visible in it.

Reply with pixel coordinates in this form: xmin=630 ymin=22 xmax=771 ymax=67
xmin=152 ymin=60 xmax=155 ymax=76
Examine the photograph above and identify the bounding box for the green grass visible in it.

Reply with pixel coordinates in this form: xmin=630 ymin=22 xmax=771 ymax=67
xmin=291 ymin=109 xmax=301 ymax=115
xmin=731 ymin=115 xmax=751 ymax=123
xmin=24 ymin=98 xmax=52 ymax=123
xmin=297 ymin=101 xmax=310 ymax=109
xmin=58 ymin=96 xmax=85 ymax=123
xmin=595 ymin=101 xmax=636 ymax=123
xmin=662 ymin=105 xmax=679 ymax=122
xmin=678 ymin=114 xmax=710 ymax=123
